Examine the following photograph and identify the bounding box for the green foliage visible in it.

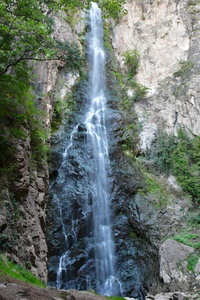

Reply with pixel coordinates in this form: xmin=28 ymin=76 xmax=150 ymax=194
xmin=0 ymin=0 xmax=84 ymax=174
xmin=104 ymin=22 xmax=112 ymax=49
xmin=0 ymin=0 xmax=83 ymax=76
xmin=187 ymin=253 xmax=198 ymax=273
xmin=146 ymin=131 xmax=177 ymax=173
xmin=188 ymin=211 xmax=200 ymax=227
xmin=172 ymin=130 xmax=200 ymax=203
xmin=123 ymin=49 xmax=140 ymax=78
xmin=0 ymin=255 xmax=45 ymax=287
xmin=143 ymin=173 xmax=169 ymax=207
xmin=0 ymin=0 xmax=52 ymax=75
xmin=129 ymin=80 xmax=149 ymax=101
xmin=188 ymin=0 xmax=200 ymax=6
xmin=173 ymin=233 xmax=200 ymax=250
xmin=58 ymin=0 xmax=127 ymax=19
xmin=146 ymin=129 xmax=200 ymax=203
xmin=0 ymin=62 xmax=49 ymax=176
xmin=99 ymin=0 xmax=127 ymax=19
xmin=51 ymin=95 xmax=66 ymax=132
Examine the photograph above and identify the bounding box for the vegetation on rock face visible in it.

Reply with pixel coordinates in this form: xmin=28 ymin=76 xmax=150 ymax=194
xmin=145 ymin=129 xmax=200 ymax=204
xmin=123 ymin=49 xmax=140 ymax=78
xmin=0 ymin=255 xmax=45 ymax=287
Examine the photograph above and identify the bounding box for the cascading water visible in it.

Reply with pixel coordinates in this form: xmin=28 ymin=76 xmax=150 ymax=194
xmin=47 ymin=2 xmax=122 ymax=296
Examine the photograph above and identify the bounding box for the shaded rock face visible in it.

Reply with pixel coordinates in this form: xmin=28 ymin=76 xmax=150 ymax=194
xmin=46 ymin=79 xmax=93 ymax=290
xmin=0 ymin=139 xmax=48 ymax=281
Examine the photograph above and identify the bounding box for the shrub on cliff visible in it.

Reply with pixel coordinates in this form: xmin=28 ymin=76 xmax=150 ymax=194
xmin=146 ymin=129 xmax=200 ymax=204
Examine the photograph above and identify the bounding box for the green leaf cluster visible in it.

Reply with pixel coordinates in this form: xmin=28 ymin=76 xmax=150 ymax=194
xmin=58 ymin=0 xmax=126 ymax=19
xmin=0 ymin=0 xmax=84 ymax=75
xmin=123 ymin=49 xmax=140 ymax=78
xmin=129 ymin=80 xmax=149 ymax=101
xmin=98 ymin=0 xmax=127 ymax=19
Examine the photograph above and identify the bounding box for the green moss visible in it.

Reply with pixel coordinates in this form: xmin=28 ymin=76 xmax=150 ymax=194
xmin=187 ymin=253 xmax=199 ymax=273
xmin=0 ymin=255 xmax=45 ymax=288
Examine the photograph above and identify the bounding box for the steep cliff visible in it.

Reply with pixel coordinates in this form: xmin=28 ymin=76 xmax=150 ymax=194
xmin=111 ymin=0 xmax=200 ymax=148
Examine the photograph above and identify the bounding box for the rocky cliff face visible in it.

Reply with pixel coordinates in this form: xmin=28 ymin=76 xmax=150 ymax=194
xmin=111 ymin=0 xmax=200 ymax=150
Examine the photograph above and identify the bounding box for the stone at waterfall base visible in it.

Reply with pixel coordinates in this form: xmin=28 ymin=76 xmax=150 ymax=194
xmin=145 ymin=292 xmax=187 ymax=300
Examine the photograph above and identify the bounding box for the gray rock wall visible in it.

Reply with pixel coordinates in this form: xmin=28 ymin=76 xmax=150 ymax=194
xmin=111 ymin=0 xmax=200 ymax=151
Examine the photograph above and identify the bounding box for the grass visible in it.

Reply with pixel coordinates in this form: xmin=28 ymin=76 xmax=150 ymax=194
xmin=0 ymin=255 xmax=45 ymax=288
xmin=187 ymin=253 xmax=199 ymax=273
xmin=173 ymin=233 xmax=200 ymax=250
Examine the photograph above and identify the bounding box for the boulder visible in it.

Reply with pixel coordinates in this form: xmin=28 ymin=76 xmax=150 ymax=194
xmin=159 ymin=239 xmax=194 ymax=290
xmin=173 ymin=292 xmax=187 ymax=300
xmin=154 ymin=293 xmax=173 ymax=300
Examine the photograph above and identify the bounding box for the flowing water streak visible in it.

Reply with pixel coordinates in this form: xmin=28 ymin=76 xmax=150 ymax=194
xmin=55 ymin=2 xmax=122 ymax=295
xmin=85 ymin=2 xmax=117 ymax=295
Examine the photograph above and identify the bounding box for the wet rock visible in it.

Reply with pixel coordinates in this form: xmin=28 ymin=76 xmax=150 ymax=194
xmin=78 ymin=123 xmax=87 ymax=132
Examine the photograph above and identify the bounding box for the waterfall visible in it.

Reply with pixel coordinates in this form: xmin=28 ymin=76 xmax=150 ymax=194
xmin=85 ymin=2 xmax=121 ymax=295
xmin=48 ymin=2 xmax=122 ymax=296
